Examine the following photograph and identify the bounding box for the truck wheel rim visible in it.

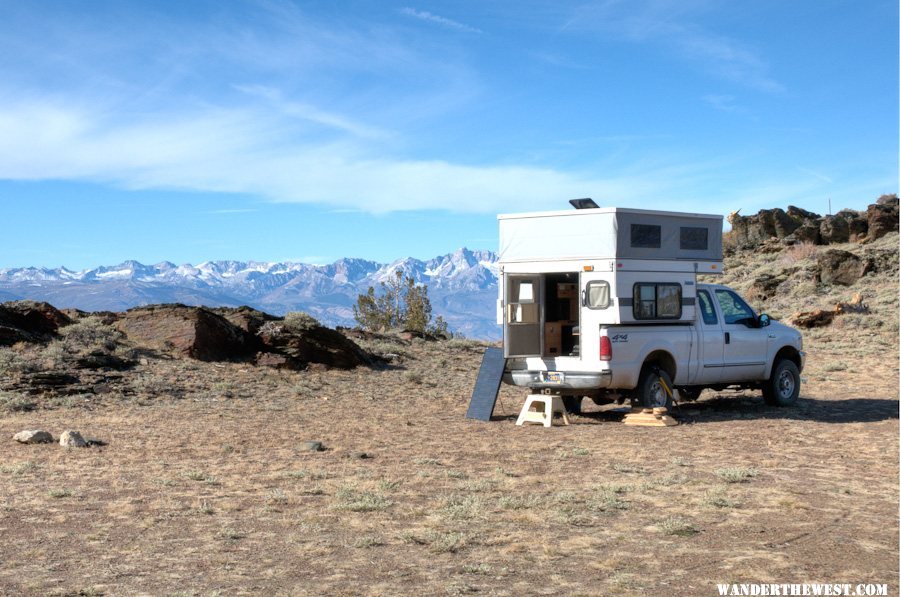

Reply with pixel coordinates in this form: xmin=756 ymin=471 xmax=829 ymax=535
xmin=648 ymin=380 xmax=667 ymax=407
xmin=777 ymin=370 xmax=795 ymax=398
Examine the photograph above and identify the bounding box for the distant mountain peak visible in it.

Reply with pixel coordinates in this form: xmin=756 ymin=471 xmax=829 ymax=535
xmin=0 ymin=249 xmax=501 ymax=339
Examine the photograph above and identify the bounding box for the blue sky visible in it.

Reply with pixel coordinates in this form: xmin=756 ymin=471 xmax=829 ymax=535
xmin=1 ymin=0 xmax=896 ymax=270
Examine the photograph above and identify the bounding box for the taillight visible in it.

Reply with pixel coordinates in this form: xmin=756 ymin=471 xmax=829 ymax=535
xmin=600 ymin=336 xmax=612 ymax=361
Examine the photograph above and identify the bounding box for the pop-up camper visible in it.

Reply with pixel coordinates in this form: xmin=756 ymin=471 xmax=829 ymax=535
xmin=496 ymin=203 xmax=804 ymax=412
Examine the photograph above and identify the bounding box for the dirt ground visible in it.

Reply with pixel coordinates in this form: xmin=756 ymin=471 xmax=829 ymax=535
xmin=0 ymin=331 xmax=897 ymax=596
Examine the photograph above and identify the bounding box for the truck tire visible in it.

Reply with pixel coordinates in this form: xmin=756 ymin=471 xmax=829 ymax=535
xmin=762 ymin=359 xmax=800 ymax=407
xmin=562 ymin=395 xmax=582 ymax=414
xmin=636 ymin=367 xmax=674 ymax=410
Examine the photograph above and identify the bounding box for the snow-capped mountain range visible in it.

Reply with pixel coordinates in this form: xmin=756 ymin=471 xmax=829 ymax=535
xmin=0 ymin=248 xmax=501 ymax=339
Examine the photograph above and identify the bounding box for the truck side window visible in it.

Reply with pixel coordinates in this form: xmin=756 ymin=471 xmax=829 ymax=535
xmin=697 ymin=290 xmax=718 ymax=325
xmin=714 ymin=289 xmax=756 ymax=325
xmin=584 ymin=280 xmax=610 ymax=309
xmin=633 ymin=283 xmax=682 ymax=319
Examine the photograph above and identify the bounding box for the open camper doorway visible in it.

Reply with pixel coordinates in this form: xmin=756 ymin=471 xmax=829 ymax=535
xmin=543 ymin=272 xmax=580 ymax=358
xmin=503 ymin=272 xmax=581 ymax=359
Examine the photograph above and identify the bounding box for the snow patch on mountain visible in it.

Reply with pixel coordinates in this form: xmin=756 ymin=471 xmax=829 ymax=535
xmin=0 ymin=248 xmax=502 ymax=339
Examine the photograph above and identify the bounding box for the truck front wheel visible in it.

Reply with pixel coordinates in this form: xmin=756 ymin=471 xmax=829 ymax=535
xmin=762 ymin=359 xmax=800 ymax=407
xmin=636 ymin=367 xmax=674 ymax=410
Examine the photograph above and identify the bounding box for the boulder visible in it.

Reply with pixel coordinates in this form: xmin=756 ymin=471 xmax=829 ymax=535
xmin=728 ymin=207 xmax=811 ymax=246
xmin=301 ymin=441 xmax=325 ymax=452
xmin=875 ymin=193 xmax=898 ymax=206
xmin=818 ymin=215 xmax=850 ymax=244
xmin=0 ymin=301 xmax=71 ymax=345
xmin=59 ymin=430 xmax=87 ymax=448
xmin=117 ymin=304 xmax=254 ymax=361
xmin=817 ymin=250 xmax=871 ymax=286
xmin=787 ymin=224 xmax=820 ymax=245
xmin=13 ymin=430 xmax=53 ymax=444
xmin=837 ymin=209 xmax=870 ymax=242
xmin=866 ymin=203 xmax=899 ymax=241
xmin=257 ymin=321 xmax=371 ymax=370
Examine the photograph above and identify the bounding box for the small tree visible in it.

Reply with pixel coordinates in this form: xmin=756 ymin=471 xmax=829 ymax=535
xmin=353 ymin=271 xmax=444 ymax=335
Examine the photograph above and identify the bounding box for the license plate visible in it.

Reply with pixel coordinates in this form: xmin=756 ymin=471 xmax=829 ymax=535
xmin=544 ymin=371 xmax=564 ymax=384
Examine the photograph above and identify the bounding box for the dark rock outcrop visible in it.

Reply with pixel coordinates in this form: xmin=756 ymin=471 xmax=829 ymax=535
xmin=117 ymin=304 xmax=255 ymax=361
xmin=728 ymin=200 xmax=896 ymax=248
xmin=256 ymin=320 xmax=371 ymax=370
xmin=866 ymin=202 xmax=899 ymax=240
xmin=0 ymin=301 xmax=72 ymax=346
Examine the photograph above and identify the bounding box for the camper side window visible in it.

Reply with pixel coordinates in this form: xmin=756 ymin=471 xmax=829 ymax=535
xmin=633 ymin=283 xmax=682 ymax=320
xmin=630 ymin=224 xmax=661 ymax=248
xmin=584 ymin=281 xmax=610 ymax=309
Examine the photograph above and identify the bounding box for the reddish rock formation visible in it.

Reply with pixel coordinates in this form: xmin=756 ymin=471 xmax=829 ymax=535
xmin=118 ymin=304 xmax=255 ymax=361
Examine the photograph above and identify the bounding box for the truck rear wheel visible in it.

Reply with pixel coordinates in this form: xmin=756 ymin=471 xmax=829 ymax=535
xmin=636 ymin=367 xmax=674 ymax=410
xmin=762 ymin=359 xmax=800 ymax=407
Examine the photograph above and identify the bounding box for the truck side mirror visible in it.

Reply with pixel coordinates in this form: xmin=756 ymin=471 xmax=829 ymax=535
xmin=759 ymin=314 xmax=770 ymax=327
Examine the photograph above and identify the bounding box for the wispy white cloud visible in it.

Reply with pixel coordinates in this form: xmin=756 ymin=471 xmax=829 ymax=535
xmin=400 ymin=7 xmax=483 ymax=34
xmin=796 ymin=167 xmax=834 ymax=184
xmin=234 ymin=85 xmax=389 ymax=139
xmin=561 ymin=1 xmax=784 ymax=93
xmin=0 ymin=95 xmax=708 ymax=214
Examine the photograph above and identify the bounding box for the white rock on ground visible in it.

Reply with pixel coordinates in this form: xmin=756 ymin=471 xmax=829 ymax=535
xmin=59 ymin=430 xmax=87 ymax=448
xmin=13 ymin=430 xmax=54 ymax=444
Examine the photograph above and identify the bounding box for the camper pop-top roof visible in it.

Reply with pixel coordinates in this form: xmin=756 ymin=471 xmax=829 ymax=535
xmin=498 ymin=207 xmax=723 ymax=264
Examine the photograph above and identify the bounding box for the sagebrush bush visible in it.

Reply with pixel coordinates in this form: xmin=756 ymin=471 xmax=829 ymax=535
xmin=59 ymin=316 xmax=123 ymax=354
xmin=283 ymin=311 xmax=321 ymax=332
xmin=779 ymin=242 xmax=820 ymax=265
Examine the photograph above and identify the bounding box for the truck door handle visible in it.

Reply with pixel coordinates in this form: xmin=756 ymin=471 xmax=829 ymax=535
xmin=725 ymin=332 xmax=731 ymax=344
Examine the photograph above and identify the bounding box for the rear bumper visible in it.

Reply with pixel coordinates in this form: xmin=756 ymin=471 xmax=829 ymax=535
xmin=503 ymin=370 xmax=612 ymax=390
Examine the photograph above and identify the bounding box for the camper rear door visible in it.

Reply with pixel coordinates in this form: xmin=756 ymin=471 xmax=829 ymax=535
xmin=504 ymin=274 xmax=543 ymax=358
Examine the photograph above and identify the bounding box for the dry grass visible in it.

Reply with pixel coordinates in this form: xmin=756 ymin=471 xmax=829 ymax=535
xmin=0 ymin=236 xmax=897 ymax=595
xmin=0 ymin=328 xmax=896 ymax=595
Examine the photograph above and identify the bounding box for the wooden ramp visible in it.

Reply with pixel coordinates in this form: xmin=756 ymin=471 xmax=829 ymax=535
xmin=466 ymin=347 xmax=506 ymax=421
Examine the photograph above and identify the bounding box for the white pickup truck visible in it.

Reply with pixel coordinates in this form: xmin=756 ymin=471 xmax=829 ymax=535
xmin=497 ymin=205 xmax=806 ymax=412
xmin=503 ymin=282 xmax=806 ymax=411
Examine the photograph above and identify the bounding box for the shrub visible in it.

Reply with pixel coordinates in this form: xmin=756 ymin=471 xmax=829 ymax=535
xmin=715 ymin=467 xmax=758 ymax=483
xmin=59 ymin=316 xmax=122 ymax=354
xmin=780 ymin=241 xmax=820 ymax=265
xmin=353 ymin=271 xmax=447 ymax=336
xmin=283 ymin=311 xmax=321 ymax=332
